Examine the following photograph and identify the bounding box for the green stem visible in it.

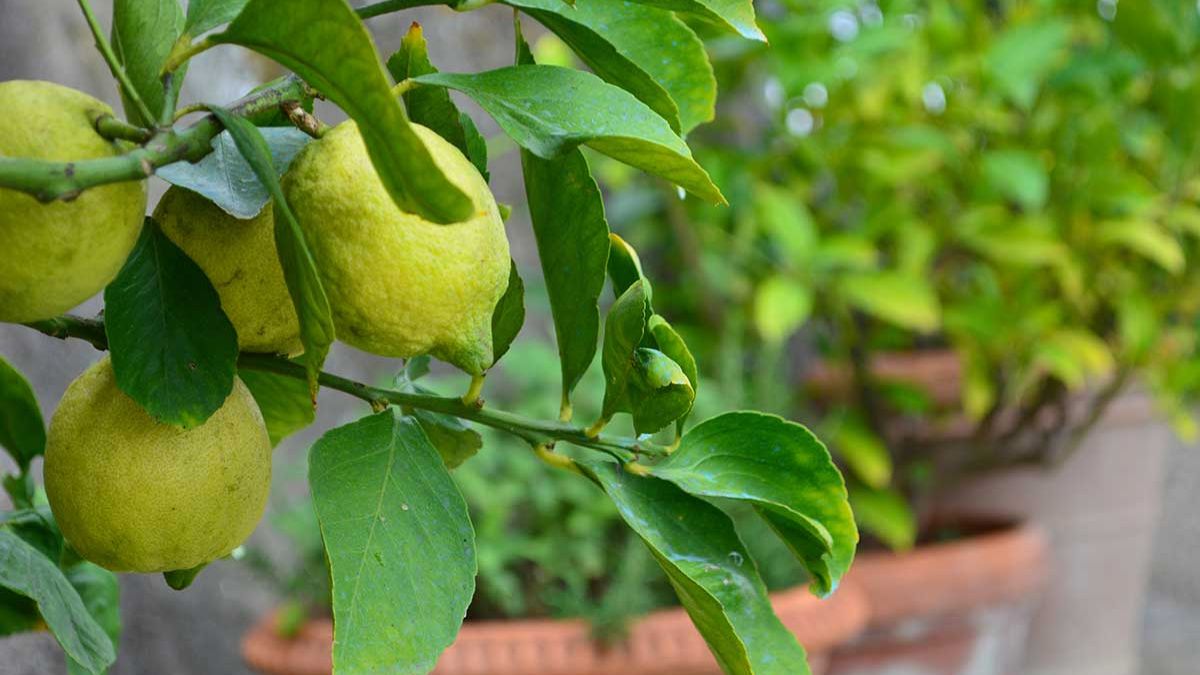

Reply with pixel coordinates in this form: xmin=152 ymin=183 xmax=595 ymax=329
xmin=161 ymin=37 xmax=216 ymax=75
xmin=93 ymin=114 xmax=154 ymax=144
xmin=24 ymin=316 xmax=663 ymax=461
xmin=355 ymin=0 xmax=447 ymax=20
xmin=75 ymin=0 xmax=156 ymax=126
xmin=0 ymin=75 xmax=312 ymax=202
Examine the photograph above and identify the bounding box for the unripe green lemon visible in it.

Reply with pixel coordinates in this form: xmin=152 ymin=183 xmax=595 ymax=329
xmin=44 ymin=357 xmax=272 ymax=573
xmin=154 ymin=187 xmax=302 ymax=355
xmin=282 ymin=122 xmax=509 ymax=374
xmin=0 ymin=80 xmax=146 ymax=323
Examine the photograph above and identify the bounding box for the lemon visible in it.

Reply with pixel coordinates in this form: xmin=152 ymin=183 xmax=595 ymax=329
xmin=44 ymin=357 xmax=272 ymax=573
xmin=282 ymin=122 xmax=509 ymax=374
xmin=154 ymin=187 xmax=302 ymax=355
xmin=0 ymin=80 xmax=146 ymax=323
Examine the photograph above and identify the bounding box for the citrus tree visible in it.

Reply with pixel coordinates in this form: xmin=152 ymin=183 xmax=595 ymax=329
xmin=0 ymin=1 xmax=858 ymax=674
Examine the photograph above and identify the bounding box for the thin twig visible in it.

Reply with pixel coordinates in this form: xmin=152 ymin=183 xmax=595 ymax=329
xmin=75 ymin=0 xmax=156 ymax=126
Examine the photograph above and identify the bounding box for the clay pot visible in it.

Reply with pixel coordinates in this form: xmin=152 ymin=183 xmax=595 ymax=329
xmin=828 ymin=520 xmax=1050 ymax=675
xmin=243 ymin=582 xmax=868 ymax=675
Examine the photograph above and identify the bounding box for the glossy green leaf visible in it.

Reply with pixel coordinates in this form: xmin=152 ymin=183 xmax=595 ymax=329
xmin=309 ymin=412 xmax=476 ymax=674
xmin=522 ymin=148 xmax=610 ymax=403
xmin=209 ymin=107 xmax=335 ymax=394
xmin=0 ymin=356 xmax=45 ymax=473
xmin=104 ymin=220 xmax=238 ymax=428
xmin=653 ymin=412 xmax=858 ymax=597
xmin=64 ymin=563 xmax=121 ymax=675
xmin=648 ymin=314 xmax=697 ymax=435
xmin=0 ymin=530 xmax=115 ymax=675
xmin=184 ymin=0 xmax=249 ymax=35
xmin=627 ymin=0 xmax=764 ymax=42
xmin=509 ymin=0 xmax=716 ymax=133
xmin=628 ymin=348 xmax=695 ymax=434
xmin=214 ymin=0 xmax=473 ymax=223
xmin=490 ymin=260 xmax=526 ymax=366
xmin=608 ymin=233 xmax=649 ymax=302
xmin=579 ymin=460 xmax=810 ymax=675
xmin=600 ymin=281 xmax=651 ymax=421
xmin=157 ymin=127 xmax=311 ymax=219
xmin=412 ymin=66 xmax=724 ymax=203
xmin=387 ymin=23 xmax=489 ymax=179
xmin=838 ymin=271 xmax=941 ymax=333
xmin=753 ymin=275 xmax=812 ymax=344
xmin=238 ymin=368 xmax=314 ymax=445
xmin=112 ymin=0 xmax=185 ymax=125
xmin=849 ymin=485 xmax=916 ymax=551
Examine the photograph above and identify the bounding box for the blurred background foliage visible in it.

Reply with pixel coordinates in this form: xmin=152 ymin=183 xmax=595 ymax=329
xmin=252 ymin=0 xmax=1200 ymax=639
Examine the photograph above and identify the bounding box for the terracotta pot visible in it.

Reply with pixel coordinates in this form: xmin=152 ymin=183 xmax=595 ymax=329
xmin=243 ymin=582 xmax=868 ymax=675
xmin=829 ymin=520 xmax=1050 ymax=675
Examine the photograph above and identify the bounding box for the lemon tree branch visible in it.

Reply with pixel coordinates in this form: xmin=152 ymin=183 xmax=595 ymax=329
xmin=0 ymin=75 xmax=313 ymax=202
xmin=25 ymin=315 xmax=666 ymax=461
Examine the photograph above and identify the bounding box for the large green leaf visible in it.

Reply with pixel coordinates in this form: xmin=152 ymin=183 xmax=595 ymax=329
xmin=653 ymin=412 xmax=858 ymax=597
xmin=599 ymin=281 xmax=651 ymax=421
xmin=489 ymin=260 xmax=525 ymax=367
xmin=412 ymin=66 xmax=724 ymax=203
xmin=579 ymin=460 xmax=810 ymax=675
xmin=209 ymin=107 xmax=335 ymax=394
xmin=103 ymin=220 xmax=238 ymax=428
xmin=626 ymin=0 xmax=764 ymax=42
xmin=184 ymin=0 xmax=249 ymax=36
xmin=214 ymin=0 xmax=473 ymax=223
xmin=0 ymin=356 xmax=45 ymax=473
xmin=111 ymin=0 xmax=185 ymax=125
xmin=522 ymin=148 xmax=610 ymax=407
xmin=387 ymin=23 xmax=489 ymax=178
xmin=157 ymin=127 xmax=312 ymax=219
xmin=0 ymin=530 xmax=115 ymax=675
xmin=309 ymin=412 xmax=476 ymax=674
xmin=65 ymin=563 xmax=121 ymax=675
xmin=238 ymin=368 xmax=315 ymax=445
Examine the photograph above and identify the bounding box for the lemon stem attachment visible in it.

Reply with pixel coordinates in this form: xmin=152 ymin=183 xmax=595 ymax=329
xmin=584 ymin=416 xmax=610 ymax=439
xmin=462 ymin=374 xmax=486 ymax=406
xmin=558 ymin=396 xmax=573 ymax=423
xmin=93 ymin=114 xmax=154 ymax=144
xmin=624 ymin=462 xmax=653 ymax=477
xmin=532 ymin=443 xmax=581 ymax=474
xmin=25 ymin=315 xmax=671 ymax=462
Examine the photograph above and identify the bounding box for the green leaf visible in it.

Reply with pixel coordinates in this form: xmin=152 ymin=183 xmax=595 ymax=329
xmin=509 ymin=0 xmax=716 ymax=134
xmin=521 ymin=148 xmax=610 ymax=404
xmin=985 ymin=20 xmax=1069 ymax=109
xmin=0 ymin=588 xmax=39 ymax=636
xmin=1032 ymin=329 xmax=1115 ymax=389
xmin=627 ymin=348 xmax=695 ymax=434
xmin=607 ymin=233 xmax=649 ymax=302
xmin=838 ymin=271 xmax=941 ymax=333
xmin=411 ymin=408 xmax=483 ymax=470
xmin=1097 ymin=220 xmax=1185 ymax=274
xmin=981 ymin=150 xmax=1048 ymax=211
xmin=157 ymin=127 xmax=312 ymax=219
xmin=387 ymin=23 xmax=489 ymax=179
xmin=753 ymin=276 xmax=812 ymax=344
xmin=849 ymin=485 xmax=916 ymax=551
xmin=0 ymin=356 xmax=45 ymax=473
xmin=309 ymin=412 xmax=476 ymax=674
xmin=112 ymin=0 xmax=185 ymax=125
xmin=214 ymin=0 xmax=473 ymax=223
xmin=626 ymin=0 xmax=764 ymax=42
xmin=578 ymin=460 xmax=810 ymax=675
xmin=600 ymin=281 xmax=651 ymax=421
xmin=829 ymin=416 xmax=891 ymax=489
xmin=653 ymin=412 xmax=858 ymax=597
xmin=184 ymin=0 xmax=249 ymax=36
xmin=0 ymin=530 xmax=115 ymax=674
xmin=64 ymin=563 xmax=121 ymax=675
xmin=238 ymin=368 xmax=315 ymax=445
xmin=648 ymin=314 xmax=698 ymax=435
xmin=413 ymin=66 xmax=724 ymax=204
xmin=490 ymin=260 xmax=525 ymax=366
xmin=104 ymin=220 xmax=238 ymax=428
xmin=209 ymin=107 xmax=335 ymax=394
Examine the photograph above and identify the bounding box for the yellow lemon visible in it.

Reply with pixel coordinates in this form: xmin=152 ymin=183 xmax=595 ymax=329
xmin=0 ymin=80 xmax=146 ymax=323
xmin=44 ymin=357 xmax=271 ymax=573
xmin=282 ymin=122 xmax=509 ymax=374
xmin=154 ymin=186 xmax=302 ymax=355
